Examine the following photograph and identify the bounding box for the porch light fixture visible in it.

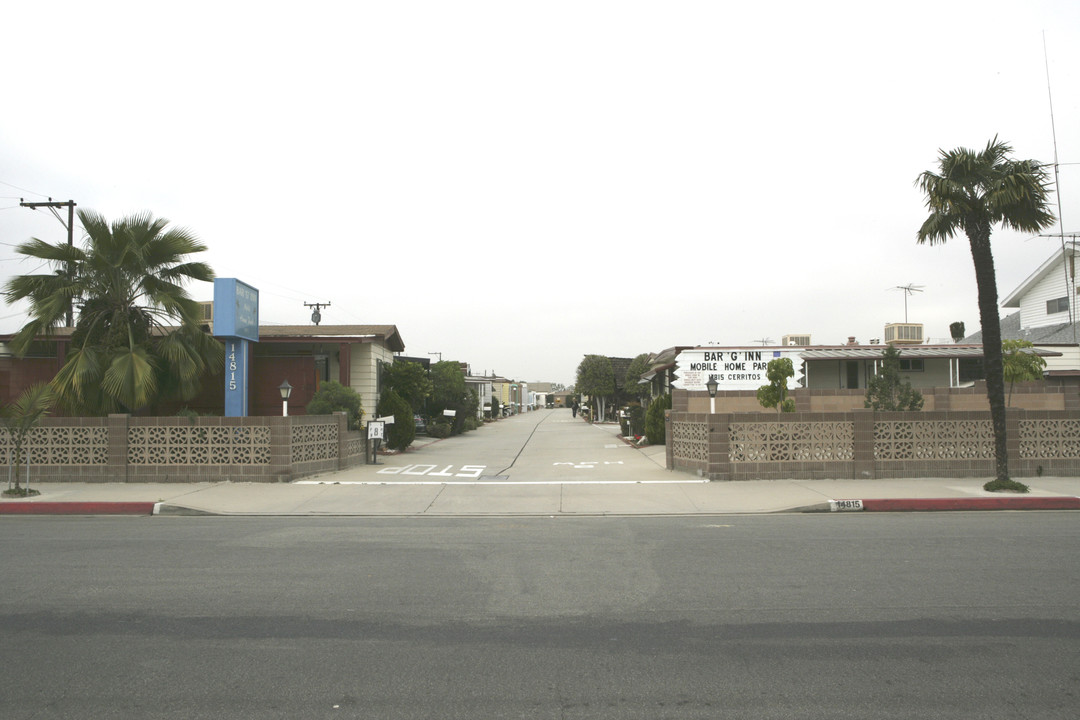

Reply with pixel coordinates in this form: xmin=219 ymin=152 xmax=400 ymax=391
xmin=278 ymin=379 xmax=293 ymax=417
xmin=705 ymin=376 xmax=718 ymax=414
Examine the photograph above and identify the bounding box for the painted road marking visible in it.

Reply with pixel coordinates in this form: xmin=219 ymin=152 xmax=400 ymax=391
xmin=553 ymin=461 xmax=624 ymax=469
xmin=376 ymin=464 xmax=486 ymax=478
xmin=295 ymin=479 xmax=710 ymax=485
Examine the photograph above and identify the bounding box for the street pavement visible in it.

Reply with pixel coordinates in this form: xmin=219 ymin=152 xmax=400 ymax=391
xmin=3 ymin=412 xmax=1079 ymax=516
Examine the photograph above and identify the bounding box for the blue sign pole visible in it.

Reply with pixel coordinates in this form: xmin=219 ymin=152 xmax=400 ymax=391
xmin=214 ymin=278 xmax=260 ymax=418
xmin=224 ymin=338 xmax=250 ymax=417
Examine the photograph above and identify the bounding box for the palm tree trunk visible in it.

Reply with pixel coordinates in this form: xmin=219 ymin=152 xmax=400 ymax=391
xmin=967 ymin=224 xmax=1009 ymax=481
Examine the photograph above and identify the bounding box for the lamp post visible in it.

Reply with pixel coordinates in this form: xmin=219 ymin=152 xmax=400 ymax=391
xmin=705 ymin=376 xmax=718 ymax=415
xmin=278 ymin=380 xmax=293 ymax=417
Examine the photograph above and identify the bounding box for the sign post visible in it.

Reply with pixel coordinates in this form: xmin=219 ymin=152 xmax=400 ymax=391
xmin=213 ymin=278 xmax=260 ymax=417
xmin=368 ymin=421 xmax=386 ymax=464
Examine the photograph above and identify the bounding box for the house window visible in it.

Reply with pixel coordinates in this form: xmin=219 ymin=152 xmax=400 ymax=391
xmin=1047 ymin=297 xmax=1069 ymax=314
xmin=898 ymin=358 xmax=924 ymax=372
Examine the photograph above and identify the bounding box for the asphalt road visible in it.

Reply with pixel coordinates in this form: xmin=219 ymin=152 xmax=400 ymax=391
xmin=1 ymin=513 xmax=1078 ymax=719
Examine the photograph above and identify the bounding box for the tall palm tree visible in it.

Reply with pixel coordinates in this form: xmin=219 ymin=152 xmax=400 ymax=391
xmin=916 ymin=137 xmax=1055 ymax=487
xmin=3 ymin=210 xmax=223 ymax=414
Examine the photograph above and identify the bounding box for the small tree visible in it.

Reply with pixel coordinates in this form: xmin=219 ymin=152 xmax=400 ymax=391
xmin=376 ymin=389 xmax=415 ymax=451
xmin=1 ymin=383 xmax=55 ymax=496
xmin=306 ymin=381 xmax=364 ymax=429
xmin=1002 ymin=340 xmax=1046 ymax=407
xmin=950 ymin=321 xmax=966 ymax=343
xmin=382 ymin=360 xmax=432 ymax=413
xmin=756 ymin=358 xmax=796 ymax=413
xmin=623 ymin=353 xmax=653 ymax=404
xmin=490 ymin=396 xmax=500 ymax=420
xmin=645 ymin=393 xmax=671 ymax=445
xmin=576 ymin=355 xmax=615 ymax=422
xmin=865 ymin=346 xmax=924 ymax=411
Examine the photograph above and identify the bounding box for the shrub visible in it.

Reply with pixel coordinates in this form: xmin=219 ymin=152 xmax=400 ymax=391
xmin=307 ymin=381 xmax=364 ymax=429
xmin=627 ymin=404 xmax=646 ymax=436
xmin=376 ymin=389 xmax=415 ymax=451
xmin=645 ymin=394 xmax=671 ymax=445
xmin=427 ymin=421 xmax=452 ymax=438
xmin=464 ymin=416 xmax=478 ymax=431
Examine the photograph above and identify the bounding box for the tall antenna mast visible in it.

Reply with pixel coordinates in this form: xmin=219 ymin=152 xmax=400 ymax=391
xmin=891 ymin=284 xmax=924 ymax=323
xmin=1044 ymin=32 xmax=1075 ymax=341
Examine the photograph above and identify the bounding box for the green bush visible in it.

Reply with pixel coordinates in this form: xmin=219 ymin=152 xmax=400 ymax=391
xmin=376 ymin=389 xmax=414 ymax=451
xmin=628 ymin=404 xmax=646 ymax=436
xmin=464 ymin=416 xmax=478 ymax=431
xmin=645 ymin=394 xmax=671 ymax=445
xmin=307 ymin=381 xmax=364 ymax=429
xmin=427 ymin=421 xmax=452 ymax=438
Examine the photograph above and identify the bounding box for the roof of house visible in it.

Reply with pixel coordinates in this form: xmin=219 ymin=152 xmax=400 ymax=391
xmin=254 ymin=324 xmax=405 ymax=352
xmin=965 ymin=311 xmax=1079 ymax=346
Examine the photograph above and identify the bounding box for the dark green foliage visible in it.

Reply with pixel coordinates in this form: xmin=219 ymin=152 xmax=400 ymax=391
xmin=627 ymin=404 xmax=646 ymax=436
xmin=427 ymin=421 xmax=452 ymax=439
xmin=645 ymin=394 xmax=671 ymax=445
xmin=949 ymin=321 xmax=966 ymax=343
xmin=3 ymin=209 xmax=221 ymax=415
xmin=624 ymin=353 xmax=652 ymax=402
xmin=381 ymin=360 xmax=432 ymax=412
xmin=490 ymin=396 xmax=500 ymax=419
xmin=307 ymin=381 xmax=364 ymax=429
xmin=576 ymin=355 xmax=615 ymax=421
xmin=983 ymin=478 xmax=1029 ymax=493
xmin=756 ymin=358 xmax=796 ymax=413
xmin=864 ymin=346 xmax=924 ymax=411
xmin=376 ymin=389 xmax=414 ymax=451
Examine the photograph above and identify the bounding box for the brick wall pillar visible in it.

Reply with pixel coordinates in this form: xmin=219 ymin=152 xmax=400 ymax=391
xmin=107 ymin=414 xmax=129 ymax=483
xmin=706 ymin=413 xmax=731 ymax=481
xmin=852 ymin=409 xmax=875 ymax=480
xmin=269 ymin=417 xmax=292 ymax=481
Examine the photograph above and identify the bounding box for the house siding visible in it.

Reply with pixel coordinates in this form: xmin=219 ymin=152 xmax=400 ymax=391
xmin=1019 ymin=256 xmax=1077 ymax=329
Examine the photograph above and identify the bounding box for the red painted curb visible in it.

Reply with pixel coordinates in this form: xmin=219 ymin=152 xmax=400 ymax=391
xmin=0 ymin=502 xmax=156 ymax=516
xmin=860 ymin=497 xmax=1080 ymax=512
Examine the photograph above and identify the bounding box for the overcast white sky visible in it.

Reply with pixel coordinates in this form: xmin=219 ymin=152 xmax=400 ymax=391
xmin=3 ymin=1 xmax=1079 ymax=386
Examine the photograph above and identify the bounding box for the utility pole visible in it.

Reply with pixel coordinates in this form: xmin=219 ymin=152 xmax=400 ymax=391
xmin=304 ymin=301 xmax=330 ymax=325
xmin=19 ymin=198 xmax=77 ymax=326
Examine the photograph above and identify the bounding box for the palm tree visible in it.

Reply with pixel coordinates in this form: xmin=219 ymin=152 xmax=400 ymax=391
xmin=1 ymin=383 xmax=55 ymax=495
xmin=3 ymin=210 xmax=223 ymax=414
xmin=916 ymin=137 xmax=1055 ymax=488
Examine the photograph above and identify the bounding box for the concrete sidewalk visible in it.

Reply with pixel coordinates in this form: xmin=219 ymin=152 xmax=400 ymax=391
xmin=3 ymin=475 xmax=1079 ymax=517
xmin=3 ymin=419 xmax=1079 ymax=516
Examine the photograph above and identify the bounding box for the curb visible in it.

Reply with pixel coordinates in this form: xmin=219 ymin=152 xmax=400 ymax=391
xmin=820 ymin=496 xmax=1080 ymax=513
xmin=0 ymin=501 xmax=158 ymax=516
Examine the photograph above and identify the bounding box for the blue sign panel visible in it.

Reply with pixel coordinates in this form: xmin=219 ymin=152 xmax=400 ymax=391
xmin=213 ymin=278 xmax=259 ymax=342
xmin=223 ymin=339 xmax=250 ymax=417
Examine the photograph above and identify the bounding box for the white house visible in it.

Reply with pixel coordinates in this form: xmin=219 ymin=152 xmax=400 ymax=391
xmin=969 ymin=243 xmax=1080 ymax=377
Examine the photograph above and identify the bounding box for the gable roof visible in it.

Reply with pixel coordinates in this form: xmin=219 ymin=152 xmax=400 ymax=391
xmin=1001 ymin=243 xmax=1078 ymax=308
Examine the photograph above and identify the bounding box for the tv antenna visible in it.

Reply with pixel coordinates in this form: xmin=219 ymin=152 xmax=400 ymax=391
xmin=890 ymin=284 xmax=924 ymax=322
xmin=304 ymin=301 xmax=330 ymax=325
xmin=753 ymin=337 xmax=774 ymax=346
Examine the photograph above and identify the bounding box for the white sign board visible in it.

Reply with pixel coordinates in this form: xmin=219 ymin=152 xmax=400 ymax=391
xmin=367 ymin=421 xmax=385 ymax=440
xmin=443 ymin=409 xmax=457 ymax=417
xmin=376 ymin=415 xmax=396 ymax=424
xmin=674 ymin=349 xmax=804 ymax=392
